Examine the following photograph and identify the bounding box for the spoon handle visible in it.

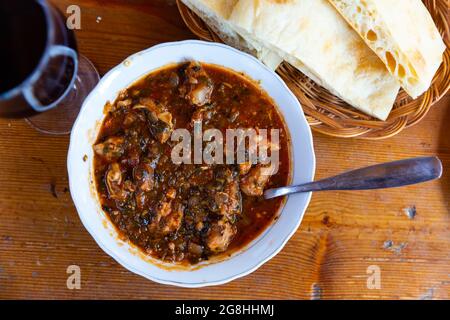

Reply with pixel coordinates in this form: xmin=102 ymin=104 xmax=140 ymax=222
xmin=264 ymin=157 xmax=443 ymax=200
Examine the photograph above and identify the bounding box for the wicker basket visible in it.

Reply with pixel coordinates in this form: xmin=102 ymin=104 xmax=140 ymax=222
xmin=177 ymin=0 xmax=450 ymax=139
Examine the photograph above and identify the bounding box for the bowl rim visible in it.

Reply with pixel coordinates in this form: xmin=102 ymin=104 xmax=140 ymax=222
xmin=67 ymin=40 xmax=316 ymax=287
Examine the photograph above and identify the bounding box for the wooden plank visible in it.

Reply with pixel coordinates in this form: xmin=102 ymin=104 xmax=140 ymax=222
xmin=0 ymin=0 xmax=448 ymax=299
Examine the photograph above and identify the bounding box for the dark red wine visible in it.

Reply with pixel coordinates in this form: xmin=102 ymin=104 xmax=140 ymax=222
xmin=0 ymin=0 xmax=78 ymax=118
xmin=0 ymin=1 xmax=48 ymax=93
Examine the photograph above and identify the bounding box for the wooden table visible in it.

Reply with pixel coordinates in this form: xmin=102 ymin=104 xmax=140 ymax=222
xmin=0 ymin=0 xmax=449 ymax=300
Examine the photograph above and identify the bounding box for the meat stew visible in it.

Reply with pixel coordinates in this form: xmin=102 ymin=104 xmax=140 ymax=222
xmin=93 ymin=61 xmax=291 ymax=265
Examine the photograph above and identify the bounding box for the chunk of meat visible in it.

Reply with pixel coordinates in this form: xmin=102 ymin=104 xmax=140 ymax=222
xmin=157 ymin=111 xmax=172 ymax=125
xmin=93 ymin=137 xmax=125 ymax=161
xmin=105 ymin=163 xmax=129 ymax=201
xmin=240 ymin=165 xmax=276 ymax=196
xmin=190 ymin=105 xmax=216 ymax=126
xmin=134 ymin=189 xmax=148 ymax=210
xmin=117 ymin=89 xmax=129 ymax=100
xmin=152 ymin=189 xmax=183 ymax=234
xmin=122 ymin=180 xmax=135 ymax=192
xmin=191 ymin=107 xmax=204 ymax=125
xmin=206 ymin=221 xmax=236 ymax=253
xmin=188 ymin=242 xmax=203 ymax=256
xmin=166 ymin=187 xmax=177 ymax=199
xmin=123 ymin=112 xmax=137 ymax=127
xmin=168 ymin=72 xmax=179 ymax=87
xmin=117 ymin=98 xmax=132 ymax=109
xmin=161 ymin=202 xmax=184 ymax=234
xmin=184 ymin=61 xmax=208 ymax=85
xmin=133 ymin=162 xmax=154 ymax=192
xmin=152 ymin=111 xmax=174 ymax=143
xmin=238 ymin=162 xmax=252 ymax=175
xmin=214 ymin=179 xmax=241 ymax=219
xmin=122 ymin=147 xmax=141 ymax=168
xmin=133 ymin=99 xmax=160 ymax=122
xmin=152 ymin=120 xmax=173 ymax=143
xmin=155 ymin=201 xmax=172 ymax=220
xmin=182 ymin=62 xmax=214 ymax=106
xmin=187 ymin=81 xmax=214 ymax=107
xmin=133 ymin=99 xmax=174 ymax=143
xmin=152 ymin=201 xmax=184 ymax=235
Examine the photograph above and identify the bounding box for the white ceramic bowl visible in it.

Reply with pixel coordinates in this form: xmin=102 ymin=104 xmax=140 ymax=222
xmin=67 ymin=40 xmax=315 ymax=287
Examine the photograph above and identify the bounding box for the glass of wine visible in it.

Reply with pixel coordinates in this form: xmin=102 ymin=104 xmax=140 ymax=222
xmin=0 ymin=0 xmax=99 ymax=134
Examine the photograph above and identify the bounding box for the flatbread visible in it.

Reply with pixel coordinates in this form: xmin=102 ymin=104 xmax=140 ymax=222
xmin=229 ymin=0 xmax=400 ymax=120
xmin=180 ymin=0 xmax=283 ymax=70
xmin=327 ymin=0 xmax=446 ymax=99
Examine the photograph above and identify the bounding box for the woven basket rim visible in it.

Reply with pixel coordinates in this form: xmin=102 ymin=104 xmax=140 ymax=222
xmin=177 ymin=0 xmax=450 ymax=140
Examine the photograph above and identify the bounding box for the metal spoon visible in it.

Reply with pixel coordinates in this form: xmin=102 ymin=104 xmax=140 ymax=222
xmin=264 ymin=156 xmax=443 ymax=200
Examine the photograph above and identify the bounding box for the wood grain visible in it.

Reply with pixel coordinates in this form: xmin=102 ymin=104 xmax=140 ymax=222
xmin=0 ymin=0 xmax=448 ymax=300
